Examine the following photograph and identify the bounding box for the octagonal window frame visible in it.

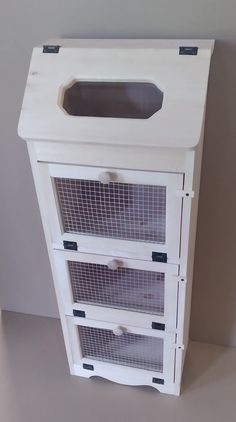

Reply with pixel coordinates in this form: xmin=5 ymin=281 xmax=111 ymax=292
xmin=59 ymin=79 xmax=164 ymax=120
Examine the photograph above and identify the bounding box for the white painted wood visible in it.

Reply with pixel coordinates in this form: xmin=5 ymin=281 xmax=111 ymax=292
xmin=59 ymin=234 xmax=169 ymax=262
xmin=66 ymin=315 xmax=177 ymax=393
xmin=18 ymin=39 xmax=214 ymax=149
xmin=18 ymin=39 xmax=214 ymax=395
xmin=53 ymin=250 xmax=177 ymax=274
xmin=47 ymin=162 xmax=178 ymax=185
xmin=53 ymin=249 xmax=179 ymax=332
xmin=34 ymin=142 xmax=186 ymax=172
xmin=98 ymin=171 xmax=113 ymax=184
xmin=73 ymin=361 xmax=177 ymax=395
xmin=107 ymin=259 xmax=120 ymax=270
xmin=40 ymin=163 xmax=184 ymax=263
xmin=26 ymin=143 xmax=76 ymax=375
xmin=175 ymin=126 xmax=206 ymax=387
xmin=113 ymin=326 xmax=125 ymax=336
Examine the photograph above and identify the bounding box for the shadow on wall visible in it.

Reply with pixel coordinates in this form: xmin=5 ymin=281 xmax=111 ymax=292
xmin=190 ymin=40 xmax=236 ymax=347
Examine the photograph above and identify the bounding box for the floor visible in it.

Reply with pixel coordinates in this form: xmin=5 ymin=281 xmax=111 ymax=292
xmin=0 ymin=312 xmax=236 ymax=422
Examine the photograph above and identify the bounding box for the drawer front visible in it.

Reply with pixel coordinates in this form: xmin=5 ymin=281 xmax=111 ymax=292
xmin=53 ymin=250 xmax=179 ymax=332
xmin=79 ymin=325 xmax=163 ymax=372
xmin=67 ymin=316 xmax=176 ymax=390
xmin=40 ymin=163 xmax=183 ymax=263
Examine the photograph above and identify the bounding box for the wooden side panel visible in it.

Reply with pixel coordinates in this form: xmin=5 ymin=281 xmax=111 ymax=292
xmin=174 ymin=126 xmax=205 ymax=390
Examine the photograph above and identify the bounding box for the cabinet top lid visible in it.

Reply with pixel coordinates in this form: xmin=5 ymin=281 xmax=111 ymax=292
xmin=18 ymin=38 xmax=214 ymax=149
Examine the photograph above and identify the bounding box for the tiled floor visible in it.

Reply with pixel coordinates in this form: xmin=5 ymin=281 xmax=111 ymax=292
xmin=0 ymin=311 xmax=235 ymax=422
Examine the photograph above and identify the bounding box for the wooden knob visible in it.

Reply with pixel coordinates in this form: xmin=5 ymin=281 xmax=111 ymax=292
xmin=113 ymin=326 xmax=125 ymax=336
xmin=107 ymin=259 xmax=120 ymax=270
xmin=98 ymin=171 xmax=112 ymax=184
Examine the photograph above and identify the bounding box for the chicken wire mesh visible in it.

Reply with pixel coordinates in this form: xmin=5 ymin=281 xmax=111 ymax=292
xmin=55 ymin=178 xmax=166 ymax=243
xmin=69 ymin=261 xmax=165 ymax=315
xmin=79 ymin=325 xmax=164 ymax=372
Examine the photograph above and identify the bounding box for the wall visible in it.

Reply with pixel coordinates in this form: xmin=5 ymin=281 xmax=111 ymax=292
xmin=0 ymin=0 xmax=236 ymax=346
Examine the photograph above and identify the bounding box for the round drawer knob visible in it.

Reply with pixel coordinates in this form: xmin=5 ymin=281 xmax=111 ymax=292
xmin=113 ymin=326 xmax=125 ymax=336
xmin=98 ymin=171 xmax=112 ymax=184
xmin=107 ymin=259 xmax=120 ymax=270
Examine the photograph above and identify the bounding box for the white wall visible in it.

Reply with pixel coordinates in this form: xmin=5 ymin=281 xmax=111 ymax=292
xmin=0 ymin=0 xmax=236 ymax=345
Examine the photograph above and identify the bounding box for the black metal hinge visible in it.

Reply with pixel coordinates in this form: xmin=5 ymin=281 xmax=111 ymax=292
xmin=73 ymin=310 xmax=85 ymax=318
xmin=83 ymin=363 xmax=94 ymax=371
xmin=152 ymin=322 xmax=165 ymax=331
xmin=43 ymin=45 xmax=60 ymax=54
xmin=179 ymin=46 xmax=198 ymax=55
xmin=152 ymin=377 xmax=164 ymax=385
xmin=152 ymin=252 xmax=167 ymax=263
xmin=63 ymin=241 xmax=78 ymax=251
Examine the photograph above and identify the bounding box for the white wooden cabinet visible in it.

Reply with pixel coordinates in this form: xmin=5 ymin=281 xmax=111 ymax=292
xmin=18 ymin=38 xmax=214 ymax=395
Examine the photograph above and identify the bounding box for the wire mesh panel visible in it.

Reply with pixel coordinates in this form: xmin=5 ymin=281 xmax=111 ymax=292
xmin=79 ymin=325 xmax=164 ymax=372
xmin=69 ymin=261 xmax=165 ymax=315
xmin=55 ymin=178 xmax=166 ymax=243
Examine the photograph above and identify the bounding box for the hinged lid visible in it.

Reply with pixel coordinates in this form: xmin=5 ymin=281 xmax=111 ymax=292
xmin=18 ymin=38 xmax=214 ymax=149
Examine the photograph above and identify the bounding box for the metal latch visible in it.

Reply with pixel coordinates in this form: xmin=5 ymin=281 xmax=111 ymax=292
xmin=152 ymin=377 xmax=164 ymax=385
xmin=179 ymin=46 xmax=198 ymax=55
xmin=43 ymin=45 xmax=60 ymax=53
xmin=152 ymin=322 xmax=165 ymax=331
xmin=73 ymin=310 xmax=85 ymax=318
xmin=83 ymin=363 xmax=94 ymax=371
xmin=63 ymin=241 xmax=78 ymax=251
xmin=152 ymin=252 xmax=167 ymax=263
